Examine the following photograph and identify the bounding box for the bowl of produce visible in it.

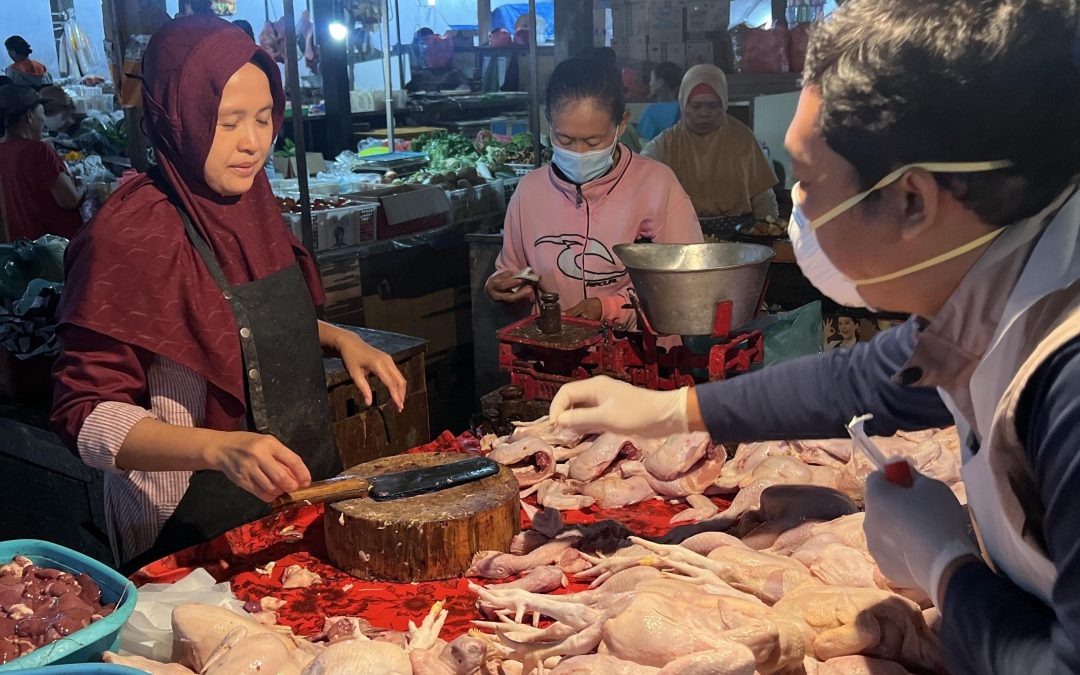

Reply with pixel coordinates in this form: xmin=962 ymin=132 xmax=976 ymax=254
xmin=0 ymin=541 xmax=137 ymax=670
xmin=614 ymin=243 xmax=774 ymax=336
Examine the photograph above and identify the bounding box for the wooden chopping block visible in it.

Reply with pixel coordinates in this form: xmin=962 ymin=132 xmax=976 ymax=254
xmin=324 ymin=452 xmax=520 ymax=582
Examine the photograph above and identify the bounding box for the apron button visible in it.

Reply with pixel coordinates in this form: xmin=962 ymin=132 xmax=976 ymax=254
xmin=240 ymin=327 xmax=252 ymax=339
xmin=248 ymin=368 xmax=260 ymax=381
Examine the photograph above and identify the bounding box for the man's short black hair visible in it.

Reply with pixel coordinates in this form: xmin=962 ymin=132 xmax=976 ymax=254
xmin=652 ymin=62 xmax=683 ymax=92
xmin=805 ymin=0 xmax=1080 ymax=226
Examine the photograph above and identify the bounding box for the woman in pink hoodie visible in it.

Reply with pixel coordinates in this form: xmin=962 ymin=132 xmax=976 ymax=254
xmin=485 ymin=57 xmax=703 ymax=329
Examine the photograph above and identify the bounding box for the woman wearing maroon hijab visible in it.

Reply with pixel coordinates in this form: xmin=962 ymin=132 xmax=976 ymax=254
xmin=51 ymin=16 xmax=406 ymax=568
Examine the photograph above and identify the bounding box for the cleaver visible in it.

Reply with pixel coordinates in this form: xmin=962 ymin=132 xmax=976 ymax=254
xmin=270 ymin=456 xmax=500 ymax=512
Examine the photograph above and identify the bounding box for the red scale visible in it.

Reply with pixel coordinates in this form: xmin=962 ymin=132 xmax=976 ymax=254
xmin=497 ymin=297 xmax=764 ymax=401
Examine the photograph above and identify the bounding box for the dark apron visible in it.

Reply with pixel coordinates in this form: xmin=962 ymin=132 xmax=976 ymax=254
xmin=121 ymin=205 xmax=340 ymax=573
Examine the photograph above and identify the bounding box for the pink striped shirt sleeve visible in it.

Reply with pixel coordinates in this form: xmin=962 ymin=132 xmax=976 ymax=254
xmin=76 ymin=356 xmax=208 ymax=562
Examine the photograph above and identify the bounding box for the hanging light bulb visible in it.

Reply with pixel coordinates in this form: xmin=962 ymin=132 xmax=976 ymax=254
xmin=427 ymin=0 xmax=436 ymax=6
xmin=328 ymin=20 xmax=348 ymax=41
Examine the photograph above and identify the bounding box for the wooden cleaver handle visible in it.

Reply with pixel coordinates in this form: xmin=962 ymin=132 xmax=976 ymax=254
xmin=270 ymin=475 xmax=371 ymax=512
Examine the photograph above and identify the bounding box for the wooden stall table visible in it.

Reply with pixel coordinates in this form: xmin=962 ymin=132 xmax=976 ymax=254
xmin=324 ymin=326 xmax=429 ymax=468
xmin=129 ymin=432 xmax=732 ymax=640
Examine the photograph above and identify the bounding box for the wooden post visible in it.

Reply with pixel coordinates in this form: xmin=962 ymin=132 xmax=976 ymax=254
xmin=527 ymin=0 xmax=541 ymax=168
xmin=103 ymin=0 xmax=169 ymax=171
xmin=313 ymin=0 xmax=353 ymax=157
xmin=477 ymin=0 xmax=491 ymax=44
xmin=284 ymin=0 xmax=315 ymax=255
xmin=772 ymin=0 xmax=787 ymax=23
xmin=554 ymin=0 xmax=594 ymax=62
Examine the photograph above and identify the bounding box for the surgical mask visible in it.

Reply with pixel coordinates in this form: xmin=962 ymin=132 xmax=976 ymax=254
xmin=44 ymin=114 xmax=65 ymax=131
xmin=788 ymin=160 xmax=1014 ymax=308
xmin=552 ymin=135 xmax=617 ymax=185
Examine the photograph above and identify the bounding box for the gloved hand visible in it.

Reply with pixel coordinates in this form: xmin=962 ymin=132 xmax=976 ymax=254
xmin=549 ymin=375 xmax=689 ymax=437
xmin=864 ymin=467 xmax=981 ymax=606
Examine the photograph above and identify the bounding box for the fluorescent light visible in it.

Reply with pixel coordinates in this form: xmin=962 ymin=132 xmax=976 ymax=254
xmin=328 ymin=21 xmax=348 ymax=41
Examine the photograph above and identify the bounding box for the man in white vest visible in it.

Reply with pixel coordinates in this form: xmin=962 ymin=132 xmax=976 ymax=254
xmin=548 ymin=0 xmax=1080 ymax=672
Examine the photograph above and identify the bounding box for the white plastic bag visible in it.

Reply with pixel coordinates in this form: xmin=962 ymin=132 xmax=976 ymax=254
xmin=117 ymin=569 xmax=246 ymax=661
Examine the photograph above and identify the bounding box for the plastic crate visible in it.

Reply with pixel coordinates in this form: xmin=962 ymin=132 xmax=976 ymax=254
xmin=0 ymin=541 xmax=138 ymax=671
xmin=506 ymin=163 xmax=533 ymax=177
xmin=501 ymin=177 xmax=521 ymax=206
xmin=445 ymin=181 xmax=504 ymax=224
xmin=283 ymin=202 xmax=381 ymax=250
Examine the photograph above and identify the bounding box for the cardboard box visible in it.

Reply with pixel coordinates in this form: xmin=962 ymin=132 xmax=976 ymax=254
xmin=611 ymin=0 xmax=648 ymax=42
xmin=318 ymin=256 xmax=365 ymax=327
xmin=685 ymin=0 xmax=730 ymax=32
xmin=648 ymin=0 xmax=685 ymax=43
xmin=353 ymin=185 xmax=451 ymax=239
xmin=649 ymin=42 xmax=687 ymax=66
xmin=685 ymin=40 xmax=716 ymax=67
xmin=272 ymin=152 xmax=327 ymax=179
xmin=612 ymin=35 xmax=650 ymax=61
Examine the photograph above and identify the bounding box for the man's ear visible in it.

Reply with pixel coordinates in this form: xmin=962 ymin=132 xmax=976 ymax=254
xmin=895 ymin=169 xmax=940 ymax=241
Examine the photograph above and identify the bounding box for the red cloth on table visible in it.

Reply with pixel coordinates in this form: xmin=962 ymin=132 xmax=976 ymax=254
xmin=130 ymin=432 xmax=729 ymax=640
xmin=0 ymin=139 xmax=82 ymax=241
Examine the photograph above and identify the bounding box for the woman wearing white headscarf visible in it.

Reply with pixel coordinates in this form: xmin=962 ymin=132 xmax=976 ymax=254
xmin=642 ymin=64 xmax=778 ymax=236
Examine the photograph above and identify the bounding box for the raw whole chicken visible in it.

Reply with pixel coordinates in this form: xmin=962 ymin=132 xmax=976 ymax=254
xmin=202 ymin=630 xmax=304 ymax=675
xmin=301 ymin=638 xmax=411 ymax=674
xmin=642 ymin=432 xmax=712 ymax=481
xmin=507 ymin=417 xmax=583 ymax=447
xmin=171 ymin=604 xmax=296 ymax=672
xmin=656 ymin=648 xmax=758 ymax=675
xmin=771 ymin=586 xmax=941 ymax=672
xmin=488 ymin=438 xmax=557 ymax=488
xmin=549 ymin=654 xmax=659 ymax=674
xmin=621 ymin=452 xmax=725 ymax=497
xmin=103 ymin=652 xmax=196 ymax=674
xmin=804 ymin=655 xmax=916 ymax=675
xmin=599 ymin=584 xmax=802 ymax=672
xmin=567 ymin=434 xmax=640 ymax=481
xmin=581 ymin=473 xmax=654 ymax=509
xmin=409 ymin=634 xmax=491 ymax=675
xmin=537 ymin=480 xmax=595 ymax=510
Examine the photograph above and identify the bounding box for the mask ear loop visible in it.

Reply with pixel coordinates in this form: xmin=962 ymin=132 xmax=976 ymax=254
xmin=809 ymin=160 xmax=1015 ymax=232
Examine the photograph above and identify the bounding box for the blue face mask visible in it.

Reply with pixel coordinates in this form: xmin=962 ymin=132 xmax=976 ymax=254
xmin=552 ymin=135 xmax=617 ymax=185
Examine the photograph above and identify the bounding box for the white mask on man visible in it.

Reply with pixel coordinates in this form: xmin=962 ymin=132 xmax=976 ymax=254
xmin=788 ymin=160 xmax=1015 ymax=308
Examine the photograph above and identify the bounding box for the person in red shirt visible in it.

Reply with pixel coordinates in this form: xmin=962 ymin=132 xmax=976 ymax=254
xmin=0 ymin=84 xmax=84 ymax=241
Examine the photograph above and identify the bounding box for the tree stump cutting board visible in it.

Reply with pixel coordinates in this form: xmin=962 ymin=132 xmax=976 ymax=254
xmin=324 ymin=452 xmax=520 ymax=582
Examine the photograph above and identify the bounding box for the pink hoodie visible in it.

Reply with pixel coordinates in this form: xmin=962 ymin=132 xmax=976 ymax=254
xmin=494 ymin=146 xmax=703 ymax=329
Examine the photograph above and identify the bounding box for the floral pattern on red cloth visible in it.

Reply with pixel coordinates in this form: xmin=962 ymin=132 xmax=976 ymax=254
xmin=130 ymin=432 xmax=729 ymax=640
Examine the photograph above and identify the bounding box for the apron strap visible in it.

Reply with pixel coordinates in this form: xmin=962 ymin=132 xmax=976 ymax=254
xmin=173 ymin=204 xmax=273 ymax=433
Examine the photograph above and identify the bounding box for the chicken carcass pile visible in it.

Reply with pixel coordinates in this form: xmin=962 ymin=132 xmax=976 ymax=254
xmin=467 ymin=422 xmax=964 ymax=674
xmin=104 ymin=600 xmax=501 ymax=675
xmin=484 ymin=417 xmax=724 ymax=517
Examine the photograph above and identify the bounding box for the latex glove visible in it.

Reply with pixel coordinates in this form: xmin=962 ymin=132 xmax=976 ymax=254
xmin=549 ymin=375 xmax=689 ymax=437
xmin=864 ymin=468 xmax=981 ymax=605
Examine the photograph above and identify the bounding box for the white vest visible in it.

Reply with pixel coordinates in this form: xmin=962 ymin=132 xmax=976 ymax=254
xmin=940 ymin=188 xmax=1080 ymax=604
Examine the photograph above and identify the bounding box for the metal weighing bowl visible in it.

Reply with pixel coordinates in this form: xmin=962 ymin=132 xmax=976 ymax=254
xmin=614 ymin=242 xmax=774 ymax=336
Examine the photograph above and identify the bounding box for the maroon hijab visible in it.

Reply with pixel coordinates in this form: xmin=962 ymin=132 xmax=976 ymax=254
xmin=59 ymin=16 xmax=324 ymax=422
